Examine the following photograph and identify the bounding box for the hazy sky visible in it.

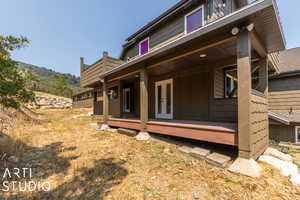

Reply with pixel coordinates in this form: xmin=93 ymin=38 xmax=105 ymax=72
xmin=0 ymin=0 xmax=297 ymax=76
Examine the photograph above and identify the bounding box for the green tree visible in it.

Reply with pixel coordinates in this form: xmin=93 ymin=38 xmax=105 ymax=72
xmin=53 ymin=74 xmax=72 ymax=97
xmin=23 ymin=66 xmax=40 ymax=91
xmin=0 ymin=35 xmax=34 ymax=109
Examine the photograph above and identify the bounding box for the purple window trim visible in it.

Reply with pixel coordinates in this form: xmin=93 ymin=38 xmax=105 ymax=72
xmin=139 ymin=39 xmax=149 ymax=55
xmin=186 ymin=7 xmax=203 ymax=33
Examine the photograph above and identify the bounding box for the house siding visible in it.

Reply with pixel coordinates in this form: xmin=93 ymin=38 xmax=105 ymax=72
xmin=269 ymin=124 xmax=295 ymax=143
xmin=122 ymin=0 xmax=237 ymax=60
xmin=269 ymin=76 xmax=300 ymax=110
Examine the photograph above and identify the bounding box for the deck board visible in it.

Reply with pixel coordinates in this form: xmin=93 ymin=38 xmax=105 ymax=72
xmin=107 ymin=118 xmax=238 ymax=146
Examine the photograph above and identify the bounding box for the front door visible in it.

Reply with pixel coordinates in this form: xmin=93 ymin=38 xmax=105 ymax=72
xmin=155 ymin=79 xmax=173 ymax=119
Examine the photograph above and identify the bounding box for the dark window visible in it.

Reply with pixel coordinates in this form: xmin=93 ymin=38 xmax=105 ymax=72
xmin=186 ymin=7 xmax=203 ymax=33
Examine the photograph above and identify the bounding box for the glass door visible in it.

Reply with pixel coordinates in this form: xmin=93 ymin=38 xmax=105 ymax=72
xmin=155 ymin=79 xmax=173 ymax=119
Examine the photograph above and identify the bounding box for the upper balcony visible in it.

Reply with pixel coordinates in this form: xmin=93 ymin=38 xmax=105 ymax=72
xmin=80 ymin=52 xmax=124 ymax=88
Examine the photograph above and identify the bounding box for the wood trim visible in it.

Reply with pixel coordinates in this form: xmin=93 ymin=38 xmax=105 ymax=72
xmin=107 ymin=118 xmax=237 ymax=146
xmin=140 ymin=68 xmax=149 ymax=131
xmin=103 ymin=79 xmax=109 ymax=123
xmin=250 ymin=30 xmax=267 ymax=58
xmin=237 ymin=31 xmax=252 ymax=159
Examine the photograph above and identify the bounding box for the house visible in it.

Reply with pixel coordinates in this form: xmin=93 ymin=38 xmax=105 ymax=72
xmin=268 ymin=48 xmax=300 ymax=143
xmin=80 ymin=0 xmax=285 ymax=176
xmin=72 ymin=88 xmax=94 ymax=109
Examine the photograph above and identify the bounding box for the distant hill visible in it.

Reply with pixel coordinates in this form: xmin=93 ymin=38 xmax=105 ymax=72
xmin=17 ymin=61 xmax=83 ymax=97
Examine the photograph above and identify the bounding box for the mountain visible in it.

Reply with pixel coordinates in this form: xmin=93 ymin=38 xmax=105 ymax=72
xmin=17 ymin=61 xmax=82 ymax=97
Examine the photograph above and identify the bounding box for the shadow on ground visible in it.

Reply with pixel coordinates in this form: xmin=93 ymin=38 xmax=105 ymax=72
xmin=0 ymin=133 xmax=128 ymax=200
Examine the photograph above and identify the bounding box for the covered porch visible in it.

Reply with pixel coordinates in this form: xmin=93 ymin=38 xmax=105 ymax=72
xmin=99 ymin=0 xmax=284 ymax=161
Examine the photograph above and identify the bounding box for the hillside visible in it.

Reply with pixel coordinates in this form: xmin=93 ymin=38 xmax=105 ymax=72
xmin=18 ymin=61 xmax=83 ymax=97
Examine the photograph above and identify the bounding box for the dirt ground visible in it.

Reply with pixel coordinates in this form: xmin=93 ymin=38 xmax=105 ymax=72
xmin=1 ymin=109 xmax=300 ymax=200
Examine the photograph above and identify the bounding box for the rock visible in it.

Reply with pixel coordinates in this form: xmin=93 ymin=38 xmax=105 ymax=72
xmin=206 ymin=153 xmax=232 ymax=168
xmin=107 ymin=128 xmax=118 ymax=133
xmin=163 ymin=148 xmax=171 ymax=154
xmin=264 ymin=147 xmax=293 ymax=162
xmin=229 ymin=158 xmax=262 ymax=177
xmin=178 ymin=145 xmax=193 ymax=154
xmin=192 ymin=191 xmax=201 ymax=199
xmin=8 ymin=156 xmax=19 ymax=163
xmin=136 ymin=132 xmax=150 ymax=141
xmin=117 ymin=128 xmax=137 ymax=137
xmin=259 ymin=155 xmax=298 ymax=177
xmin=190 ymin=147 xmax=211 ymax=159
xmin=290 ymin=173 xmax=300 ymax=187
xmin=99 ymin=124 xmax=110 ymax=131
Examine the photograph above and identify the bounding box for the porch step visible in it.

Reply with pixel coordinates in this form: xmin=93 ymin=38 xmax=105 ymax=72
xmin=206 ymin=153 xmax=232 ymax=168
xmin=178 ymin=144 xmax=232 ymax=168
xmin=117 ymin=128 xmax=137 ymax=137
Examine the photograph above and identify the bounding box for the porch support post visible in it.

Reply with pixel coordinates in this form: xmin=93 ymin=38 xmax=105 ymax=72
xmin=229 ymin=30 xmax=262 ymax=177
xmin=100 ymin=78 xmax=110 ymax=130
xmin=136 ymin=68 xmax=150 ymax=141
xmin=237 ymin=31 xmax=252 ymax=159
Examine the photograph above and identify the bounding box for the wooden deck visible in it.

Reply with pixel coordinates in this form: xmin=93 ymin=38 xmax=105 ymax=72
xmin=107 ymin=118 xmax=238 ymax=146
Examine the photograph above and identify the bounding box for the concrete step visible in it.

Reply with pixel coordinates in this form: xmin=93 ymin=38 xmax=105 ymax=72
xmin=117 ymin=128 xmax=137 ymax=137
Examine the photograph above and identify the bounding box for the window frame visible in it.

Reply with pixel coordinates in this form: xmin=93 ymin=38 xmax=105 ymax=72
xmin=295 ymin=127 xmax=300 ymax=143
xmin=224 ymin=68 xmax=237 ymax=99
xmin=123 ymin=88 xmax=131 ymax=113
xmin=139 ymin=37 xmax=150 ymax=56
xmin=184 ymin=5 xmax=205 ymax=34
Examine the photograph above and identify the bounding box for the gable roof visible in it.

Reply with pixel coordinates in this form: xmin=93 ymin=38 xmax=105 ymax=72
xmin=277 ymin=47 xmax=300 ymax=73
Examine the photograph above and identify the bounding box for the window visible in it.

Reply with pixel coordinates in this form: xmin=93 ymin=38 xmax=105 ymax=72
xmin=109 ymin=86 xmax=119 ymax=100
xmin=296 ymin=127 xmax=300 ymax=143
xmin=123 ymin=88 xmax=131 ymax=112
xmin=185 ymin=6 xmax=204 ymax=34
xmin=139 ymin=38 xmax=149 ymax=55
xmin=224 ymin=68 xmax=237 ymax=98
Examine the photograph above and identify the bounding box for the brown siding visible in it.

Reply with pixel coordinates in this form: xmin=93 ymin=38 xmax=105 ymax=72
xmin=108 ymin=81 xmax=121 ymax=117
xmin=94 ymin=101 xmax=103 ymax=115
xmin=210 ymin=99 xmax=237 ymax=122
xmin=81 ymin=58 xmax=123 ymax=88
xmin=72 ymin=98 xmax=93 ymax=109
xmin=269 ymin=124 xmax=295 ymax=143
xmin=149 ymin=71 xmax=210 ymax=121
xmin=251 ymin=91 xmax=269 ymax=159
xmin=269 ymin=76 xmax=300 ymax=110
xmin=211 ymin=66 xmax=237 ymax=122
xmin=214 ymin=67 xmax=224 ymax=98
xmin=122 ymin=0 xmax=237 ymax=60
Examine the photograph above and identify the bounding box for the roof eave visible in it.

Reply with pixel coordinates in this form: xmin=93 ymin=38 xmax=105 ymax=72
xmin=101 ymin=0 xmax=282 ymax=78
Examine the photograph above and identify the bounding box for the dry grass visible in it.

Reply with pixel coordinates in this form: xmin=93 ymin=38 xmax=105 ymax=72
xmin=1 ymin=109 xmax=300 ymax=200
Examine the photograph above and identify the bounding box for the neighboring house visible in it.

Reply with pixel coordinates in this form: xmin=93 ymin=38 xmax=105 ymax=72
xmin=72 ymin=88 xmax=94 ymax=109
xmin=80 ymin=0 xmax=285 ymax=175
xmin=79 ymin=52 xmax=124 ymax=115
xmin=268 ymin=48 xmax=300 ymax=143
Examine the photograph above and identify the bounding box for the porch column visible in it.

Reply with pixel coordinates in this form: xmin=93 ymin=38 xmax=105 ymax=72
xmin=228 ymin=30 xmax=262 ymax=178
xmin=237 ymin=31 xmax=252 ymax=159
xmin=100 ymin=78 xmax=110 ymax=130
xmin=136 ymin=68 xmax=150 ymax=140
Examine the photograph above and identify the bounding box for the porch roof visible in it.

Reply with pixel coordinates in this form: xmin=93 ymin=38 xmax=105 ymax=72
xmin=100 ymin=0 xmax=285 ymax=79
